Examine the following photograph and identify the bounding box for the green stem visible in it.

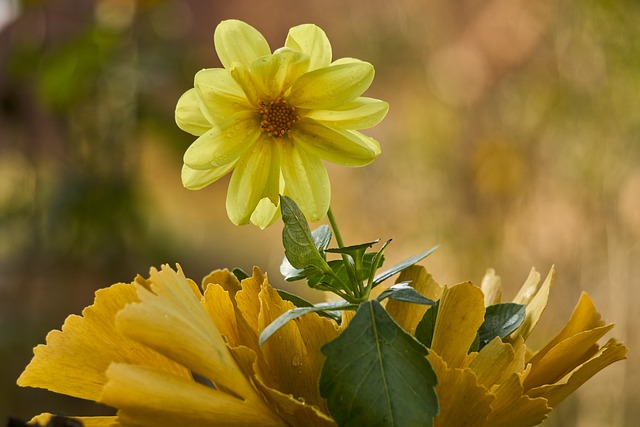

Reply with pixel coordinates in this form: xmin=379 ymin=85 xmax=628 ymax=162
xmin=327 ymin=206 xmax=363 ymax=300
xmin=327 ymin=206 xmax=345 ymax=248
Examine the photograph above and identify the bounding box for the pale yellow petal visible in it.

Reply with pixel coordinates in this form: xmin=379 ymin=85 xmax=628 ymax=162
xmin=385 ymin=265 xmax=443 ymax=335
xmin=101 ymin=363 xmax=285 ymax=427
xmin=480 ymin=268 xmax=502 ymax=306
xmin=485 ymin=372 xmax=551 ymax=427
xmin=511 ymin=267 xmax=554 ymax=340
xmin=288 ymin=61 xmax=374 ymax=109
xmin=226 ymin=138 xmax=279 ymax=225
xmin=526 ymin=338 xmax=628 ymax=407
xmin=527 ymin=292 xmax=605 ymax=366
xmin=428 ymin=352 xmax=495 ymax=427
xmin=115 ymin=265 xmax=256 ymax=400
xmin=181 ymin=161 xmax=236 ymax=190
xmin=285 ymin=24 xmax=332 ymax=70
xmin=293 ymin=118 xmax=380 ymax=167
xmin=250 ymin=196 xmax=282 ymax=229
xmin=194 ymin=68 xmax=252 ymax=125
xmin=230 ymin=62 xmax=266 ymax=106
xmin=250 ymin=48 xmax=310 ymax=96
xmin=175 ymin=88 xmax=211 ymax=136
xmin=214 ymin=20 xmax=271 ymax=70
xmin=431 ymin=282 xmax=486 ymax=368
xmin=302 ymin=97 xmax=389 ymax=130
xmin=17 ymin=282 xmax=188 ymax=401
xmin=280 ymin=140 xmax=330 ymax=222
xmin=183 ymin=110 xmax=260 ymax=170
xmin=522 ymin=324 xmax=614 ymax=390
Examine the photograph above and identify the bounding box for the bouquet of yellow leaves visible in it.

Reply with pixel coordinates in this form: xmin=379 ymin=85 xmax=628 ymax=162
xmin=15 ymin=20 xmax=626 ymax=427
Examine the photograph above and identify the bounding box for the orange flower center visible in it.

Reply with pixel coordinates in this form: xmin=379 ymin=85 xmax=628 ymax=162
xmin=258 ymin=96 xmax=299 ymax=139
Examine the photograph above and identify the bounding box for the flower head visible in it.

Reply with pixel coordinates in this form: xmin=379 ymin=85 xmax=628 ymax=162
xmin=384 ymin=265 xmax=628 ymax=427
xmin=176 ymin=20 xmax=388 ymax=227
xmin=18 ymin=265 xmax=339 ymax=426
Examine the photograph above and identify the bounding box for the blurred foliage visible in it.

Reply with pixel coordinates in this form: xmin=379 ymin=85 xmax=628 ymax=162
xmin=1 ymin=0 xmax=638 ymax=425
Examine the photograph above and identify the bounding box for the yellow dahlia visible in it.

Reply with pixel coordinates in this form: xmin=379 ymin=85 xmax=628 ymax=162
xmin=384 ymin=265 xmax=627 ymax=427
xmin=18 ymin=265 xmax=339 ymax=426
xmin=175 ymin=19 xmax=388 ymax=228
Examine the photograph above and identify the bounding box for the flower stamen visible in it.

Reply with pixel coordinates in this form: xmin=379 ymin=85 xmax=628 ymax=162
xmin=258 ymin=96 xmax=299 ymax=139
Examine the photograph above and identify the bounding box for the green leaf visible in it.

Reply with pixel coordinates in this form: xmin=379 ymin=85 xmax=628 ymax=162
xmin=320 ymin=300 xmax=439 ymax=427
xmin=276 ymin=289 xmax=314 ymax=308
xmin=376 ymin=282 xmax=436 ymax=306
xmin=415 ymin=300 xmax=440 ymax=349
xmin=259 ymin=300 xmax=356 ymax=345
xmin=281 ymin=225 xmax=332 ymax=281
xmin=281 ymin=196 xmax=330 ymax=271
xmin=477 ymin=303 xmax=526 ymax=349
xmin=373 ymin=245 xmax=440 ymax=287
xmin=232 ymin=268 xmax=249 ymax=281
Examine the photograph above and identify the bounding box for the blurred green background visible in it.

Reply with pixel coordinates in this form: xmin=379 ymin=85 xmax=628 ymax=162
xmin=1 ymin=0 xmax=638 ymax=425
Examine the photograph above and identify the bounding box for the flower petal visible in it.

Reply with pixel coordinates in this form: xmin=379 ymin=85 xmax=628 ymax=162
xmin=250 ymin=196 xmax=282 ymax=229
xmin=427 ymin=352 xmax=495 ymax=427
xmin=183 ymin=110 xmax=260 ymax=170
xmin=250 ymin=48 xmax=310 ymax=96
xmin=101 ymin=364 xmax=285 ymax=427
xmin=181 ymin=161 xmax=236 ymax=190
xmin=17 ymin=282 xmax=188 ymax=401
xmin=302 ymin=97 xmax=389 ymax=130
xmin=115 ymin=265 xmax=258 ymax=400
xmin=526 ymin=339 xmax=628 ymax=407
xmin=385 ymin=266 xmax=443 ymax=335
xmin=175 ymin=88 xmax=212 ymax=136
xmin=431 ymin=282 xmax=486 ymax=369
xmin=293 ymin=118 xmax=380 ymax=167
xmin=285 ymin=24 xmax=332 ymax=70
xmin=194 ymin=68 xmax=252 ymax=125
xmin=280 ymin=140 xmax=330 ymax=222
xmin=288 ymin=61 xmax=374 ymax=109
xmin=226 ymin=138 xmax=279 ymax=225
xmin=214 ymin=20 xmax=271 ymax=70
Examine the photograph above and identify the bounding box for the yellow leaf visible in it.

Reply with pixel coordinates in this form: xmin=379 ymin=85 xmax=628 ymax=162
xmin=17 ymin=282 xmax=188 ymax=401
xmin=431 ymin=282 xmax=486 ymax=368
xmin=428 ymin=352 xmax=495 ymax=427
xmin=527 ymin=338 xmax=628 ymax=407
xmin=485 ymin=371 xmax=551 ymax=427
xmin=511 ymin=267 xmax=554 ymax=340
xmin=386 ymin=265 xmax=443 ymax=335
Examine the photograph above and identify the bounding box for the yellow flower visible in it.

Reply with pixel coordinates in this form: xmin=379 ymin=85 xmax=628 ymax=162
xmin=385 ymin=265 xmax=628 ymax=427
xmin=175 ymin=20 xmax=388 ymax=227
xmin=18 ymin=265 xmax=339 ymax=427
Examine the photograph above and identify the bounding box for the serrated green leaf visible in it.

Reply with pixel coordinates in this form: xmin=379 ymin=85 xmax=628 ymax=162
xmin=376 ymin=282 xmax=436 ymax=306
xmin=320 ymin=300 xmax=439 ymax=427
xmin=281 ymin=196 xmax=330 ymax=271
xmin=415 ymin=300 xmax=440 ymax=349
xmin=477 ymin=302 xmax=526 ymax=349
xmin=373 ymin=245 xmax=440 ymax=287
xmin=259 ymin=300 xmax=355 ymax=345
